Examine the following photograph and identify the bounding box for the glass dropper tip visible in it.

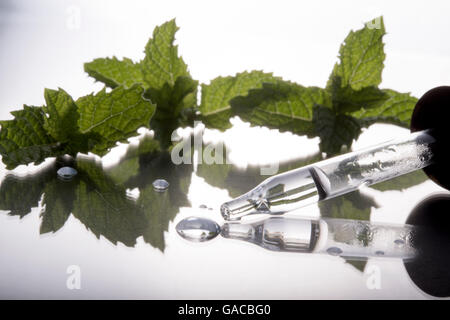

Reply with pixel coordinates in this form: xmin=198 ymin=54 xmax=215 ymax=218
xmin=220 ymin=129 xmax=437 ymax=221
xmin=220 ymin=203 xmax=231 ymax=220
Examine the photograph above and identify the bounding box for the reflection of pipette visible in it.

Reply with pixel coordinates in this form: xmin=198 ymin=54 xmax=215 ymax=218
xmin=221 ymin=86 xmax=450 ymax=221
xmin=176 ymin=216 xmax=416 ymax=260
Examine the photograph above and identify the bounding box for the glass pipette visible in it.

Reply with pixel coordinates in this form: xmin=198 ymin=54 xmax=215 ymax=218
xmin=221 ymin=129 xmax=437 ymax=221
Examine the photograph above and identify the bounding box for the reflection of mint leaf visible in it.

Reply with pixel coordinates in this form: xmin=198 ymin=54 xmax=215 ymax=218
xmin=105 ymin=134 xmax=160 ymax=185
xmin=313 ymin=105 xmax=361 ymax=155
xmin=328 ymin=17 xmax=385 ymax=91
xmin=346 ymin=260 xmax=367 ymax=272
xmin=84 ymin=57 xmax=144 ymax=88
xmin=369 ymin=170 xmax=428 ymax=191
xmin=0 ymin=106 xmax=64 ymax=169
xmin=231 ymin=81 xmax=331 ymax=136
xmin=0 ymin=165 xmax=55 ymax=217
xmin=72 ymin=159 xmax=148 ymax=247
xmin=40 ymin=179 xmax=74 ymax=234
xmin=319 ymin=190 xmax=378 ymax=221
xmin=77 ymin=84 xmax=156 ymax=156
xmin=352 ymin=89 xmax=417 ymax=128
xmin=197 ymin=147 xmax=322 ymax=198
xmin=200 ymin=71 xmax=279 ymax=130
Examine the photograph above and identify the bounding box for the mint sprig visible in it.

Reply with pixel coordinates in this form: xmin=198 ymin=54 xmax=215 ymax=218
xmin=0 ymin=85 xmax=155 ymax=169
xmin=1 ymin=16 xmax=418 ymax=168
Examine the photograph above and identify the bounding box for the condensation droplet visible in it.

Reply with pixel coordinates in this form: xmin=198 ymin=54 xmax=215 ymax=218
xmin=326 ymin=247 xmax=343 ymax=256
xmin=152 ymin=179 xmax=169 ymax=192
xmin=57 ymin=166 xmax=77 ymax=180
xmin=176 ymin=217 xmax=221 ymax=242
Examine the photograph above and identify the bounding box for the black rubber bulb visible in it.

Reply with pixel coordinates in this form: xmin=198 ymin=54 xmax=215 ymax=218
xmin=411 ymin=86 xmax=450 ymax=190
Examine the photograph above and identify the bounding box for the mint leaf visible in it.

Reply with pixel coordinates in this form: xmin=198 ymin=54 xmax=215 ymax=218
xmin=77 ymin=84 xmax=156 ymax=156
xmin=328 ymin=17 xmax=386 ymax=91
xmin=0 ymin=106 xmax=64 ymax=169
xmin=84 ymin=20 xmax=197 ymax=149
xmin=313 ymin=105 xmax=361 ymax=155
xmin=352 ymin=89 xmax=417 ymax=128
xmin=141 ymin=19 xmax=189 ymax=90
xmin=200 ymin=71 xmax=280 ymax=130
xmin=84 ymin=57 xmax=144 ymax=88
xmin=328 ymin=76 xmax=389 ymax=113
xmin=231 ymin=81 xmax=331 ymax=136
xmin=146 ymin=76 xmax=198 ymax=148
xmin=41 ymin=87 xmax=93 ymax=156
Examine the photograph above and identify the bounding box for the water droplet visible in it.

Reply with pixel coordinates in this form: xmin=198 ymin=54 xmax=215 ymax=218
xmin=375 ymin=250 xmax=385 ymax=256
xmin=57 ymin=166 xmax=77 ymax=180
xmin=176 ymin=217 xmax=221 ymax=242
xmin=394 ymin=239 xmax=405 ymax=246
xmin=152 ymin=179 xmax=169 ymax=192
xmin=326 ymin=247 xmax=343 ymax=256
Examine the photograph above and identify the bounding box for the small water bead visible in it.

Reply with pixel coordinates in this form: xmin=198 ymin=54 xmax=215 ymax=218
xmin=152 ymin=179 xmax=169 ymax=192
xmin=326 ymin=247 xmax=343 ymax=256
xmin=57 ymin=166 xmax=77 ymax=180
xmin=394 ymin=239 xmax=405 ymax=246
xmin=176 ymin=217 xmax=221 ymax=242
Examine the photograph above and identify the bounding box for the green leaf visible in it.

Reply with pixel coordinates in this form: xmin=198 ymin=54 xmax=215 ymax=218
xmin=328 ymin=76 xmax=389 ymax=114
xmin=141 ymin=19 xmax=189 ymax=90
xmin=84 ymin=57 xmax=144 ymax=89
xmin=352 ymin=89 xmax=417 ymax=128
xmin=76 ymin=84 xmax=156 ymax=156
xmin=43 ymin=88 xmax=80 ymax=143
xmin=200 ymin=71 xmax=280 ymax=130
xmin=231 ymin=81 xmax=331 ymax=136
xmin=0 ymin=106 xmax=64 ymax=169
xmin=328 ymin=17 xmax=386 ymax=91
xmin=146 ymin=76 xmax=198 ymax=148
xmin=313 ymin=105 xmax=362 ymax=155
